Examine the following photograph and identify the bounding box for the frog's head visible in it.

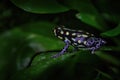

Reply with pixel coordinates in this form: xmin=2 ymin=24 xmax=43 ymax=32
xmin=53 ymin=26 xmax=65 ymax=40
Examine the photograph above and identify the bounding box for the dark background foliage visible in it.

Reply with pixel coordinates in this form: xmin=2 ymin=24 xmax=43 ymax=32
xmin=0 ymin=0 xmax=120 ymax=80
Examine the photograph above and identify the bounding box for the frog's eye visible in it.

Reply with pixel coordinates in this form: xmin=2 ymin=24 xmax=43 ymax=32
xmin=54 ymin=27 xmax=64 ymax=36
xmin=56 ymin=28 xmax=62 ymax=34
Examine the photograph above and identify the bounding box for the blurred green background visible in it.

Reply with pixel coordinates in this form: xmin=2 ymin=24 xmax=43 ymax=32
xmin=0 ymin=0 xmax=120 ymax=80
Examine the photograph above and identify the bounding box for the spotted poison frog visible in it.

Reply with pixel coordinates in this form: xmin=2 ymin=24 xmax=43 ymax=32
xmin=52 ymin=26 xmax=106 ymax=58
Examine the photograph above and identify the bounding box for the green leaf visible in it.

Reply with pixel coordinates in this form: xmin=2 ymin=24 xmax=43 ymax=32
xmin=0 ymin=28 xmax=34 ymax=80
xmin=10 ymin=51 xmax=100 ymax=80
xmin=16 ymin=21 xmax=64 ymax=50
xmin=19 ymin=21 xmax=56 ymax=38
xmin=10 ymin=53 xmax=74 ymax=80
xmin=102 ymin=13 xmax=120 ymax=24
xmin=10 ymin=0 xmax=69 ymax=13
xmin=96 ymin=69 xmax=113 ymax=80
xmin=0 ymin=27 xmax=64 ymax=80
xmin=64 ymin=0 xmax=107 ymax=31
xmin=76 ymin=13 xmax=106 ymax=31
xmin=95 ymin=0 xmax=120 ymax=23
xmin=101 ymin=23 xmax=120 ymax=37
xmin=27 ymin=34 xmax=64 ymax=51
xmin=95 ymin=52 xmax=120 ymax=66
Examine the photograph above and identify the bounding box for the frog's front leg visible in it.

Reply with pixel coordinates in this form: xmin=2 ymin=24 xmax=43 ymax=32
xmin=52 ymin=39 xmax=70 ymax=58
xmin=72 ymin=36 xmax=85 ymax=51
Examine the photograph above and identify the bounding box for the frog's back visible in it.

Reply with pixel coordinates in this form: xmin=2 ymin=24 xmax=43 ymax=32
xmin=54 ymin=26 xmax=94 ymax=48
